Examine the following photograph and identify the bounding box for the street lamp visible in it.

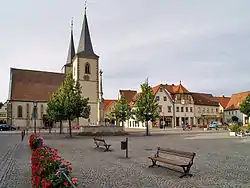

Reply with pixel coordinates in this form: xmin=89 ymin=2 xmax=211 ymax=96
xmin=33 ymin=101 xmax=38 ymax=134
xmin=172 ymin=100 xmax=176 ymax=129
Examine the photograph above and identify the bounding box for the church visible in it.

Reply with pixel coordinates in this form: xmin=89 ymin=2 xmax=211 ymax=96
xmin=6 ymin=10 xmax=104 ymax=128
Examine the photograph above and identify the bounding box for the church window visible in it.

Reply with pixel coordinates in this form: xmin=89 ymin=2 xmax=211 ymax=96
xmin=85 ymin=63 xmax=90 ymax=74
xmin=17 ymin=105 xmax=23 ymax=118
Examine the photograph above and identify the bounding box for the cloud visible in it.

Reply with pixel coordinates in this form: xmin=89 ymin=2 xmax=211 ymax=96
xmin=0 ymin=0 xmax=250 ymax=102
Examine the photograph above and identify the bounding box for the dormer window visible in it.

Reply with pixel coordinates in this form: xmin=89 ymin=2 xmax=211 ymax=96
xmin=160 ymin=88 xmax=163 ymax=92
xmin=85 ymin=63 xmax=90 ymax=74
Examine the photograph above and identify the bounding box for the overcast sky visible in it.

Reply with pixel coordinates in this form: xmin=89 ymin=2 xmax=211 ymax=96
xmin=0 ymin=0 xmax=250 ymax=102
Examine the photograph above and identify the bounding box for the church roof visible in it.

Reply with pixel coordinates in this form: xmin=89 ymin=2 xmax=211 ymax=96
xmin=65 ymin=27 xmax=75 ymax=66
xmin=10 ymin=68 xmax=65 ymax=101
xmin=77 ymin=11 xmax=98 ymax=59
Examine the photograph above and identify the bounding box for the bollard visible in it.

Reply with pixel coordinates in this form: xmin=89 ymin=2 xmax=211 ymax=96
xmin=121 ymin=137 xmax=128 ymax=158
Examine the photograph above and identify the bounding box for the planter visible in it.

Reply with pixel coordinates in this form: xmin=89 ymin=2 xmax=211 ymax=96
xmin=229 ymin=132 xmax=236 ymax=136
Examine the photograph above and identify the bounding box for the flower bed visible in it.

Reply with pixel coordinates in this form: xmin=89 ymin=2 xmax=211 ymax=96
xmin=29 ymin=134 xmax=78 ymax=188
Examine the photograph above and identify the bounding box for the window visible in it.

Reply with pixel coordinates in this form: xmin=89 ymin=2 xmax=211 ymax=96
xmin=160 ymin=88 xmax=163 ymax=92
xmin=229 ymin=111 xmax=231 ymax=115
xmin=203 ymin=108 xmax=205 ymax=112
xmin=235 ymin=111 xmax=237 ymax=114
xmin=190 ymin=107 xmax=193 ymax=112
xmin=17 ymin=105 xmax=23 ymax=118
xmin=211 ymin=108 xmax=214 ymax=113
xmin=158 ymin=105 xmax=162 ymax=112
xmin=207 ymin=108 xmax=209 ymax=113
xmin=85 ymin=63 xmax=90 ymax=74
xmin=168 ymin=106 xmax=171 ymax=112
xmin=198 ymin=119 xmax=200 ymax=124
xmin=155 ymin=96 xmax=160 ymax=101
xmin=181 ymin=107 xmax=184 ymax=112
xmin=26 ymin=103 xmax=29 ymax=113
xmin=176 ymin=107 xmax=179 ymax=112
xmin=198 ymin=107 xmax=200 ymax=113
xmin=186 ymin=107 xmax=188 ymax=112
xmin=163 ymin=96 xmax=167 ymax=101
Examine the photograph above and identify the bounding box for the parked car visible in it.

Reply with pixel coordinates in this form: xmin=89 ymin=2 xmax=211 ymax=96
xmin=72 ymin=125 xmax=80 ymax=130
xmin=209 ymin=122 xmax=218 ymax=129
xmin=0 ymin=124 xmax=17 ymax=131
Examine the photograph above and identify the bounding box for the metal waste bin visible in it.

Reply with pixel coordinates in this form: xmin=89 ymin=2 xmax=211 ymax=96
xmin=121 ymin=140 xmax=127 ymax=150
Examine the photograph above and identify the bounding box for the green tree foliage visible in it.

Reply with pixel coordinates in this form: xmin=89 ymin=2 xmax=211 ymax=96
xmin=240 ymin=95 xmax=250 ymax=117
xmin=231 ymin=116 xmax=239 ymax=123
xmin=47 ymin=86 xmax=65 ymax=134
xmin=134 ymin=82 xmax=159 ymax=136
xmin=113 ymin=96 xmax=131 ymax=127
xmin=46 ymin=70 xmax=90 ymax=137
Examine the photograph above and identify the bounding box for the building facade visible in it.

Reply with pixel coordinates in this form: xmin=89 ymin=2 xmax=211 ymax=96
xmin=0 ymin=102 xmax=7 ymax=123
xmin=224 ymin=91 xmax=250 ymax=126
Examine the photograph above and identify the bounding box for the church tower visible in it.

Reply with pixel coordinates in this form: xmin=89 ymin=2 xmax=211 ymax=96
xmin=62 ymin=19 xmax=76 ymax=74
xmin=72 ymin=8 xmax=100 ymax=125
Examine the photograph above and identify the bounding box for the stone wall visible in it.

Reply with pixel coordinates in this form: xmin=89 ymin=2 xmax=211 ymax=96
xmin=80 ymin=126 xmax=124 ymax=133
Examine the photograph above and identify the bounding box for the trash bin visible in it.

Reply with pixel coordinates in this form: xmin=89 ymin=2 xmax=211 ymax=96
xmin=121 ymin=140 xmax=127 ymax=150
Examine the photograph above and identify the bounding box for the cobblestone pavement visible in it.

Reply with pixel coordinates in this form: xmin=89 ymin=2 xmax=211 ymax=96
xmin=0 ymin=134 xmax=30 ymax=188
xmin=43 ymin=132 xmax=250 ymax=188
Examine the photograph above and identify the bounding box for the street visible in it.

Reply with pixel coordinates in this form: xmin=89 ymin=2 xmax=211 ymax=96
xmin=0 ymin=133 xmax=30 ymax=188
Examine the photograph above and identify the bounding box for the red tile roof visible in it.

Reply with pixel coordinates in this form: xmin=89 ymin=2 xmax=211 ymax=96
xmin=189 ymin=92 xmax=219 ymax=106
xmin=225 ymin=91 xmax=250 ymax=110
xmin=10 ymin=68 xmax=65 ymax=101
xmin=152 ymin=83 xmax=189 ymax=95
xmin=213 ymin=96 xmax=231 ymax=109
xmin=119 ymin=90 xmax=137 ymax=104
xmin=104 ymin=99 xmax=118 ymax=111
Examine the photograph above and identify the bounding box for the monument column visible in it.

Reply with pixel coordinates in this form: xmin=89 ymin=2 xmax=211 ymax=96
xmin=98 ymin=69 xmax=105 ymax=126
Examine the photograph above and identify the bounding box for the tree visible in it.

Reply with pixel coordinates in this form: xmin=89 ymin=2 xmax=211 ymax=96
xmin=113 ymin=96 xmax=131 ymax=128
xmin=240 ymin=95 xmax=250 ymax=118
xmin=47 ymin=86 xmax=66 ymax=134
xmin=134 ymin=82 xmax=159 ymax=136
xmin=231 ymin=116 xmax=239 ymax=123
xmin=47 ymin=70 xmax=90 ymax=137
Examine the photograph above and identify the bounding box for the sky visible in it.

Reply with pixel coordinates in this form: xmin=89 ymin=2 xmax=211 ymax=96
xmin=0 ymin=0 xmax=250 ymax=102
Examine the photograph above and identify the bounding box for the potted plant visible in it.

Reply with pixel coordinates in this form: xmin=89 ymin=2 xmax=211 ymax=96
xmin=229 ymin=123 xmax=239 ymax=136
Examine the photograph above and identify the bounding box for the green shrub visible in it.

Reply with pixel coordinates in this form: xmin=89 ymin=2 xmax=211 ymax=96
xmin=230 ymin=123 xmax=240 ymax=132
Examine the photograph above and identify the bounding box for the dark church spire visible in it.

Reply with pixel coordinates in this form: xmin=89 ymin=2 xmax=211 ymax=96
xmin=66 ymin=18 xmax=76 ymax=65
xmin=77 ymin=4 xmax=98 ymax=58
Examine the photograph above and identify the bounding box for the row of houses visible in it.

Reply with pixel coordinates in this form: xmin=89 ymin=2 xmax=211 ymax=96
xmin=104 ymin=82 xmax=250 ymax=129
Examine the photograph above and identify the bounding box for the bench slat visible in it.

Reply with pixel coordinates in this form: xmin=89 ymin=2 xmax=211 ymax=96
xmin=149 ymin=156 xmax=188 ymax=166
xmin=158 ymin=147 xmax=195 ymax=159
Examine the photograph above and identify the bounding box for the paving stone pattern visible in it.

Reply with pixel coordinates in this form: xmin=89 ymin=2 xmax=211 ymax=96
xmin=0 ymin=135 xmax=31 ymax=188
xmin=44 ymin=133 xmax=250 ymax=188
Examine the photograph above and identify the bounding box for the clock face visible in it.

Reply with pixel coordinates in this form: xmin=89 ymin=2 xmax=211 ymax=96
xmin=84 ymin=75 xmax=89 ymax=81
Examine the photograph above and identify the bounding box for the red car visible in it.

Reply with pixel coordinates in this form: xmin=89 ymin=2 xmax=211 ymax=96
xmin=72 ymin=125 xmax=80 ymax=130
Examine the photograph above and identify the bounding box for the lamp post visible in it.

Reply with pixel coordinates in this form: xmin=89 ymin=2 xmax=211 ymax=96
xmin=172 ymin=100 xmax=176 ymax=128
xmin=33 ymin=101 xmax=38 ymax=134
xmin=144 ymin=112 xmax=152 ymax=136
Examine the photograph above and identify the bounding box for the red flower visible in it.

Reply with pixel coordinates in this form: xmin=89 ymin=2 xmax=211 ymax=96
xmin=72 ymin=178 xmax=78 ymax=185
xmin=63 ymin=181 xmax=69 ymax=186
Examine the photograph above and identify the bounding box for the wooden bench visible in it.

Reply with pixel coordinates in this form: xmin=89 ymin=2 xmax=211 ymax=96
xmin=148 ymin=147 xmax=196 ymax=178
xmin=93 ymin=137 xmax=111 ymax=152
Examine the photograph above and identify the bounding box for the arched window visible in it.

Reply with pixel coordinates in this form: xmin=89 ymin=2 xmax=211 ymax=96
xmin=17 ymin=105 xmax=23 ymax=118
xmin=85 ymin=63 xmax=90 ymax=74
